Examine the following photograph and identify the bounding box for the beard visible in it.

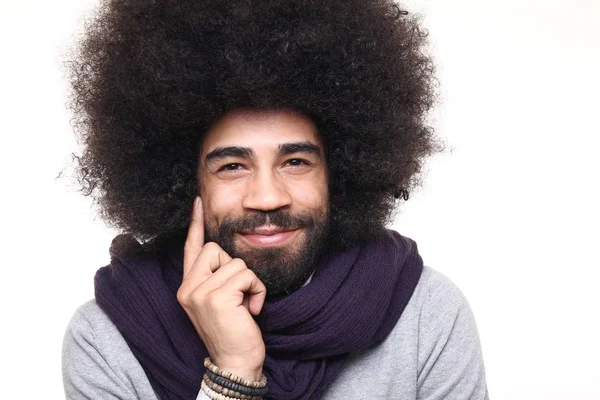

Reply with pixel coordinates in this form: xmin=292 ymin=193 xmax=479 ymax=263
xmin=204 ymin=207 xmax=329 ymax=297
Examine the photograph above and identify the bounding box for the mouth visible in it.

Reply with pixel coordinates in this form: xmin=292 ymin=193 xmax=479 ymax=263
xmin=237 ymin=226 xmax=300 ymax=247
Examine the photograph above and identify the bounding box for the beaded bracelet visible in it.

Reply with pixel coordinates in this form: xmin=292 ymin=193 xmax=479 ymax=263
xmin=206 ymin=371 xmax=268 ymax=397
xmin=203 ymin=374 xmax=263 ymax=400
xmin=204 ymin=358 xmax=267 ymax=389
xmin=201 ymin=380 xmax=239 ymax=400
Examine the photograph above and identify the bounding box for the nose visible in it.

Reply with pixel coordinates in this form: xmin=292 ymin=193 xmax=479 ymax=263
xmin=242 ymin=169 xmax=292 ymax=212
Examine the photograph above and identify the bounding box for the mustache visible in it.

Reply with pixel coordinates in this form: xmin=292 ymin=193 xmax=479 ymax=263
xmin=218 ymin=210 xmax=317 ymax=234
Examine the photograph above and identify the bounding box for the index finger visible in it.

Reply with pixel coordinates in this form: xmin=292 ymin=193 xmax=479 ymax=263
xmin=183 ymin=196 xmax=205 ymax=277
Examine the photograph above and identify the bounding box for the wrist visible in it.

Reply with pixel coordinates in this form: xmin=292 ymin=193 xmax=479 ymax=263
xmin=203 ymin=357 xmax=268 ymax=400
xmin=217 ymin=365 xmax=263 ymax=382
xmin=210 ymin=357 xmax=263 ymax=382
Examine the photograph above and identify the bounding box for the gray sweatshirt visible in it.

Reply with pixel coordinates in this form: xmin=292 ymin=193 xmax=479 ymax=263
xmin=62 ymin=266 xmax=488 ymax=399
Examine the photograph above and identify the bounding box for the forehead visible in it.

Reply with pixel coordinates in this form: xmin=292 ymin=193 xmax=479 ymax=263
xmin=201 ymin=109 xmax=322 ymax=154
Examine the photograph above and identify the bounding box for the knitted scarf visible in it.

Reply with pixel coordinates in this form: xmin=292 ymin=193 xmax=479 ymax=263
xmin=95 ymin=230 xmax=423 ymax=400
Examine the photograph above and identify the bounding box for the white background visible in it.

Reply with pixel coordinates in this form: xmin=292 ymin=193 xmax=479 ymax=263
xmin=1 ymin=0 xmax=599 ymax=398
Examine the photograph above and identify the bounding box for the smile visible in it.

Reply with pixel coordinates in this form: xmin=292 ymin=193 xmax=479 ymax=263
xmin=237 ymin=226 xmax=300 ymax=247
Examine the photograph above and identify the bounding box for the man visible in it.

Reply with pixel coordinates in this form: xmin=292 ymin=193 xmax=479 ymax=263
xmin=63 ymin=0 xmax=488 ymax=399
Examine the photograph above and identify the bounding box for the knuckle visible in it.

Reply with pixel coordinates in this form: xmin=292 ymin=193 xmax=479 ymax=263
xmin=178 ymin=286 xmax=209 ymax=310
xmin=176 ymin=288 xmax=189 ymax=307
xmin=231 ymin=258 xmax=248 ymax=270
xmin=240 ymin=268 xmax=257 ymax=280
xmin=203 ymin=242 xmax=221 ymax=253
xmin=232 ymin=257 xmax=247 ymax=266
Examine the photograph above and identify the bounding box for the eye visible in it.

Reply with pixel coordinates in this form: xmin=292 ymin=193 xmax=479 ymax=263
xmin=217 ymin=163 xmax=243 ymax=172
xmin=285 ymin=159 xmax=310 ymax=167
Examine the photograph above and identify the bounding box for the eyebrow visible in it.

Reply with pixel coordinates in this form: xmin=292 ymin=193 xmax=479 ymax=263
xmin=204 ymin=141 xmax=322 ymax=164
xmin=205 ymin=146 xmax=254 ymax=163
xmin=278 ymin=141 xmax=322 ymax=158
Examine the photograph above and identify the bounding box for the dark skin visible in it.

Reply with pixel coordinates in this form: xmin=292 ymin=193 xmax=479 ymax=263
xmin=178 ymin=199 xmax=266 ymax=381
xmin=177 ymin=108 xmax=329 ymax=380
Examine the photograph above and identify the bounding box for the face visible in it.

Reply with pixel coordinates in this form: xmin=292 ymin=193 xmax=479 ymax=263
xmin=198 ymin=108 xmax=329 ymax=297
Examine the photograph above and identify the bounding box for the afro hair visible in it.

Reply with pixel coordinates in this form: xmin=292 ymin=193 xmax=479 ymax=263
xmin=68 ymin=0 xmax=441 ymax=250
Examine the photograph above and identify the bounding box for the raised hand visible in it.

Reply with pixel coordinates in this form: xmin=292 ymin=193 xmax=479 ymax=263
xmin=177 ymin=197 xmax=267 ymax=381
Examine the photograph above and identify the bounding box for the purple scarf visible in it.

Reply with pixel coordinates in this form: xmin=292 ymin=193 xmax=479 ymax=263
xmin=95 ymin=230 xmax=423 ymax=400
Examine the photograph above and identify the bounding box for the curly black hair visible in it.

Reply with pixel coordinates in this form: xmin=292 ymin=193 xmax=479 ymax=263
xmin=68 ymin=0 xmax=441 ymax=250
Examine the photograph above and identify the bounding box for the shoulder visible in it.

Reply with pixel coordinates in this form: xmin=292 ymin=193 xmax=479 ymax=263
xmin=409 ymin=266 xmax=481 ymax=353
xmin=64 ymin=299 xmax=137 ymax=365
xmin=414 ymin=266 xmax=473 ymax=319
xmin=385 ymin=266 xmax=480 ymax=358
xmin=67 ymin=299 xmax=114 ymax=331
xmin=62 ymin=300 xmax=158 ymax=399
xmin=382 ymin=266 xmax=472 ymax=344
xmin=64 ymin=299 xmax=127 ymax=352
xmin=322 ymin=266 xmax=488 ymax=400
xmin=409 ymin=266 xmax=489 ymax=399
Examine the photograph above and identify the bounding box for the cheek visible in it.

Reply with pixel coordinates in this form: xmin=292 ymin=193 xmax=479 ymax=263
xmin=201 ymin=184 xmax=245 ymax=225
xmin=290 ymin=179 xmax=328 ymax=210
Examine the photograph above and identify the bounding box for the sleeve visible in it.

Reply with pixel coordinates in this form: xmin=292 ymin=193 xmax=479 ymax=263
xmin=416 ymin=272 xmax=489 ymax=400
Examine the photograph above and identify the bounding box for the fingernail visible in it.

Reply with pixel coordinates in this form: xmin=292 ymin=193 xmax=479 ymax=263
xmin=193 ymin=196 xmax=201 ymax=210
